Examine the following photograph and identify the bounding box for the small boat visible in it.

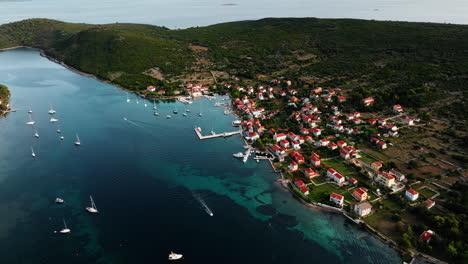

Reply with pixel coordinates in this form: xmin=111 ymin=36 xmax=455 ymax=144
xmin=232 ymin=120 xmax=241 ymax=127
xmin=60 ymin=136 xmax=64 ymax=140
xmin=123 ymin=117 xmax=127 ymax=121
xmin=182 ymin=113 xmax=187 ymax=116
xmin=59 ymin=219 xmax=71 ymax=234
xmin=57 ymin=129 xmax=61 ymax=133
xmin=74 ymin=134 xmax=81 ymax=146
xmin=50 ymin=118 xmax=59 ymax=123
xmin=31 ymin=146 xmax=36 ymax=158
xmin=26 ymin=114 xmax=35 ymax=126
xmin=211 ymin=130 xmax=216 ymax=135
xmin=154 ymin=112 xmax=159 ymax=116
xmin=48 ymin=104 xmax=56 ymax=115
xmin=166 ymin=115 xmax=172 ymax=119
xmin=28 ymin=106 xmax=33 ymax=114
xmin=198 ymin=112 xmax=202 ymax=117
xmin=85 ymin=195 xmax=99 ymax=213
xmin=168 ymin=252 xmax=183 ymax=261
xmin=224 ymin=110 xmax=230 ymax=115
xmin=136 ymin=99 xmax=139 ymax=104
xmin=173 ymin=105 xmax=178 ymax=114
xmin=144 ymin=103 xmax=147 ymax=107
xmin=196 ymin=127 xmax=202 ymax=133
xmin=233 ymin=152 xmax=244 ymax=158
xmin=55 ymin=198 xmax=65 ymax=204
xmin=34 ymin=130 xmax=39 ymax=138
xmin=185 ymin=109 xmax=190 ymax=112
xmin=153 ymin=100 xmax=157 ymax=110
xmin=126 ymin=92 xmax=130 ymax=103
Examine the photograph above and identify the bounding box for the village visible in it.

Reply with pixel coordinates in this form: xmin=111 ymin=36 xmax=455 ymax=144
xmin=137 ymin=77 xmax=466 ymax=263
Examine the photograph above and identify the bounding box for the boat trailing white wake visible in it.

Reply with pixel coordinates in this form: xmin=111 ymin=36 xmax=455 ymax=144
xmin=193 ymin=192 xmax=213 ymax=216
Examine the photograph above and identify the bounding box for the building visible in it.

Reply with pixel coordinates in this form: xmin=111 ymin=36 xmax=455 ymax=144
xmin=288 ymin=162 xmax=298 ymax=171
xmin=349 ymin=178 xmax=358 ymax=185
xmin=279 ymin=139 xmax=290 ymax=149
xmin=425 ymin=199 xmax=435 ymax=209
xmin=273 ymin=133 xmax=287 ymax=142
xmin=330 ymin=193 xmax=344 ymax=207
xmin=405 ymin=188 xmax=419 ymax=201
xmin=339 ymin=149 xmax=350 ymax=160
xmin=291 ymin=141 xmax=301 ymax=150
xmin=393 ymin=104 xmax=403 ymax=112
xmin=310 ymin=152 xmax=320 ymax=167
xmin=271 ymin=144 xmax=285 ymax=156
xmin=245 ymin=132 xmax=260 ymax=141
xmin=327 ymin=168 xmax=345 ymax=185
xmin=304 ymin=168 xmax=319 ymax=179
xmin=419 ymin=230 xmax=435 ymax=243
xmin=146 ymin=85 xmax=156 ymax=92
xmin=353 ymin=187 xmax=368 ymax=201
xmin=353 ymin=201 xmax=372 ymax=217
xmin=376 ymin=172 xmax=395 ymax=187
xmin=389 ymin=169 xmax=405 ymax=181
xmin=362 ymin=97 xmax=375 ymax=106
xmin=371 ymin=161 xmax=383 ymax=171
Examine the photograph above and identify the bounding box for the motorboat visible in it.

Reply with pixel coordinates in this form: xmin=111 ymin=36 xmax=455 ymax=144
xmin=50 ymin=118 xmax=59 ymax=123
xmin=57 ymin=129 xmax=61 ymax=133
xmin=31 ymin=146 xmax=36 ymax=158
xmin=224 ymin=110 xmax=230 ymax=115
xmin=26 ymin=114 xmax=35 ymax=125
xmin=34 ymin=130 xmax=39 ymax=138
xmin=168 ymin=252 xmax=183 ymax=261
xmin=55 ymin=198 xmax=65 ymax=204
xmin=28 ymin=106 xmax=33 ymax=114
xmin=126 ymin=92 xmax=130 ymax=103
xmin=166 ymin=115 xmax=172 ymax=119
xmin=154 ymin=112 xmax=159 ymax=116
xmin=185 ymin=109 xmax=190 ymax=112
xmin=182 ymin=113 xmax=187 ymax=116
xmin=85 ymin=195 xmax=99 ymax=213
xmin=232 ymin=120 xmax=241 ymax=127
xmin=60 ymin=136 xmax=64 ymax=140
xmin=233 ymin=152 xmax=244 ymax=158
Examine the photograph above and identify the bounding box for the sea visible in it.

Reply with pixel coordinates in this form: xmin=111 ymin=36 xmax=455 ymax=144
xmin=0 ymin=0 xmax=449 ymax=262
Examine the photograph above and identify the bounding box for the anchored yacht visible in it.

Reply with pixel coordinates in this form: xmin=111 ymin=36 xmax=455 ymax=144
xmin=74 ymin=134 xmax=81 ymax=146
xmin=168 ymin=252 xmax=183 ymax=261
xmin=85 ymin=195 xmax=99 ymax=213
xmin=59 ymin=219 xmax=71 ymax=234
xmin=55 ymin=198 xmax=65 ymax=204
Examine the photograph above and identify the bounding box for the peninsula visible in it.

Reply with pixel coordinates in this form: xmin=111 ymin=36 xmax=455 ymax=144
xmin=0 ymin=84 xmax=10 ymax=116
xmin=0 ymin=18 xmax=466 ymax=263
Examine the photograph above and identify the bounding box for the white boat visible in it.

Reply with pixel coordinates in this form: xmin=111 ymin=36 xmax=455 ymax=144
xmin=232 ymin=120 xmax=241 ymax=127
xmin=28 ymin=106 xmax=33 ymax=114
xmin=57 ymin=129 xmax=61 ymax=133
xmin=55 ymin=198 xmax=65 ymax=204
xmin=123 ymin=117 xmax=127 ymax=121
xmin=166 ymin=115 xmax=172 ymax=119
xmin=74 ymin=134 xmax=81 ymax=146
xmin=136 ymin=98 xmax=139 ymax=104
xmin=50 ymin=118 xmax=59 ymax=123
xmin=154 ymin=112 xmax=159 ymax=116
xmin=144 ymin=103 xmax=147 ymax=107
xmin=211 ymin=130 xmax=216 ymax=135
xmin=60 ymin=136 xmax=64 ymax=140
xmin=26 ymin=114 xmax=35 ymax=126
xmin=196 ymin=127 xmax=202 ymax=133
xmin=182 ymin=113 xmax=187 ymax=116
xmin=233 ymin=152 xmax=244 ymax=158
xmin=48 ymin=105 xmax=56 ymax=115
xmin=153 ymin=100 xmax=157 ymax=110
xmin=198 ymin=112 xmax=202 ymax=117
xmin=224 ymin=110 xmax=230 ymax=115
xmin=59 ymin=219 xmax=71 ymax=234
xmin=185 ymin=109 xmax=190 ymax=112
xmin=31 ymin=146 xmax=36 ymax=158
xmin=168 ymin=252 xmax=183 ymax=261
xmin=85 ymin=195 xmax=99 ymax=213
xmin=34 ymin=130 xmax=39 ymax=138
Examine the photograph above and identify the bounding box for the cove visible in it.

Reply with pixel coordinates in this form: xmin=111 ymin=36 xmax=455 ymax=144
xmin=0 ymin=48 xmax=401 ymax=263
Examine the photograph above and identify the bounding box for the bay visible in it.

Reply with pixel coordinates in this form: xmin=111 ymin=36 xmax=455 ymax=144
xmin=0 ymin=48 xmax=402 ymax=263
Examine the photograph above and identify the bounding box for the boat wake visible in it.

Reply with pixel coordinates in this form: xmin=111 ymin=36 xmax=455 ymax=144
xmin=192 ymin=192 xmax=214 ymax=217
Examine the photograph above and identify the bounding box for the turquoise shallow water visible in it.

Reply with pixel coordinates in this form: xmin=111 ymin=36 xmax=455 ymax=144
xmin=0 ymin=48 xmax=401 ymax=263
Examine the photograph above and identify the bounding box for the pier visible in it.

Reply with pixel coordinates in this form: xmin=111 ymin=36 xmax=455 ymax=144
xmin=194 ymin=127 xmax=242 ymax=140
xmin=243 ymin=146 xmax=253 ymax=163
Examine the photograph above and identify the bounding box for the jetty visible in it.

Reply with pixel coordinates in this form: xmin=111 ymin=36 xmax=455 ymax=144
xmin=194 ymin=127 xmax=241 ymax=140
xmin=243 ymin=146 xmax=253 ymax=163
xmin=178 ymin=97 xmax=193 ymax=104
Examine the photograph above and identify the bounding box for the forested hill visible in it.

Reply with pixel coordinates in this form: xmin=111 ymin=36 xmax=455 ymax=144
xmin=0 ymin=18 xmax=467 ymax=109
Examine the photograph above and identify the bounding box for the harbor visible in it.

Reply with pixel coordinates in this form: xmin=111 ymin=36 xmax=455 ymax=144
xmin=194 ymin=127 xmax=242 ymax=140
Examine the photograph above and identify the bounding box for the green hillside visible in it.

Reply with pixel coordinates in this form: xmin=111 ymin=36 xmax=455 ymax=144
xmin=0 ymin=18 xmax=467 ymax=106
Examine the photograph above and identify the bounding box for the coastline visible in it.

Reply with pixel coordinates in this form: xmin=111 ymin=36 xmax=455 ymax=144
xmin=1 ymin=45 xmax=408 ymax=262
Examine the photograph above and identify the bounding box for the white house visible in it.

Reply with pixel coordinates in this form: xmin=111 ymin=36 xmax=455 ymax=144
xmin=405 ymin=188 xmax=419 ymax=201
xmin=330 ymin=193 xmax=344 ymax=207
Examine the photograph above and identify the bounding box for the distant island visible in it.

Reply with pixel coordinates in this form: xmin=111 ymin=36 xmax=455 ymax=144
xmin=0 ymin=18 xmax=466 ymax=264
xmin=0 ymin=84 xmax=10 ymax=117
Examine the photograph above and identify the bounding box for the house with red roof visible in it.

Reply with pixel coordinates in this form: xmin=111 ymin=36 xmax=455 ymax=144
xmin=288 ymin=162 xmax=299 ymax=171
xmin=405 ymin=188 xmax=419 ymax=201
xmin=353 ymin=187 xmax=368 ymax=201
xmin=393 ymin=104 xmax=403 ymax=112
xmin=310 ymin=152 xmax=320 ymax=167
xmin=318 ymin=138 xmax=330 ymax=147
xmin=426 ymin=199 xmax=435 ymax=209
xmin=327 ymin=168 xmax=345 ymax=185
xmin=371 ymin=161 xmax=383 ymax=171
xmin=362 ymin=97 xmax=375 ymax=106
xmin=419 ymin=230 xmax=434 ymax=243
xmin=158 ymin=90 xmax=166 ymax=95
xmin=291 ymin=141 xmax=301 ymax=150
xmin=340 ymin=149 xmax=350 ymax=160
xmin=337 ymin=140 xmax=347 ymax=148
xmin=290 ymin=151 xmax=305 ymax=164
xmin=280 ymin=139 xmax=290 ymax=149
xmin=304 ymin=168 xmax=319 ymax=179
xmin=376 ymin=172 xmax=395 ymax=187
xmin=146 ymin=85 xmax=156 ymax=92
xmin=349 ymin=178 xmax=358 ymax=185
xmin=274 ymin=133 xmax=287 ymax=142
xmin=337 ymin=96 xmax=346 ymax=103
xmin=300 ymin=128 xmax=309 ymax=135
xmin=330 ymin=193 xmax=344 ymax=207
xmin=311 ymin=128 xmax=321 ymax=136
xmin=271 ymin=144 xmax=285 ymax=156
xmin=328 ymin=142 xmax=338 ymax=150
xmin=245 ymin=132 xmax=260 ymax=141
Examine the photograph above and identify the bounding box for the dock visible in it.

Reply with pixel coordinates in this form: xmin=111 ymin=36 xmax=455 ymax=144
xmin=243 ymin=146 xmax=253 ymax=163
xmin=194 ymin=127 xmax=242 ymax=140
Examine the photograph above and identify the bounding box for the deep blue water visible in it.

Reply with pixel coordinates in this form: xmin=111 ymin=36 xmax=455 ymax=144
xmin=0 ymin=49 xmax=401 ymax=263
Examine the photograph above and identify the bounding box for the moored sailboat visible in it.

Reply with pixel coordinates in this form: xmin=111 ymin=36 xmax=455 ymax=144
xmin=85 ymin=195 xmax=99 ymax=213
xmin=59 ymin=219 xmax=71 ymax=234
xmin=74 ymin=134 xmax=81 ymax=146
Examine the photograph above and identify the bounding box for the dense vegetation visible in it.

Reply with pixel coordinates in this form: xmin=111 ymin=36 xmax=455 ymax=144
xmin=0 ymin=84 xmax=10 ymax=112
xmin=1 ymin=18 xmax=467 ymax=109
